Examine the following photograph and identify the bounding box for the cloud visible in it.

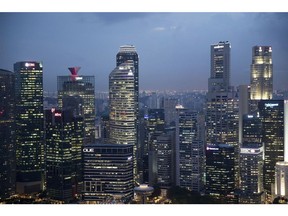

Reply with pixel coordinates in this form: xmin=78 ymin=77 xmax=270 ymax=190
xmin=153 ymin=27 xmax=166 ymax=31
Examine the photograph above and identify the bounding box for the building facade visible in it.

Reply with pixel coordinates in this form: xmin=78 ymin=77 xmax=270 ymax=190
xmin=239 ymin=145 xmax=264 ymax=204
xmin=58 ymin=67 xmax=95 ymax=144
xmin=0 ymin=69 xmax=15 ymax=199
xmin=82 ymin=143 xmax=134 ymax=203
xmin=45 ymin=108 xmax=84 ymax=202
xmin=250 ymin=46 xmax=273 ymax=100
xmin=258 ymin=100 xmax=284 ymax=194
xmin=14 ymin=61 xmax=44 ymax=194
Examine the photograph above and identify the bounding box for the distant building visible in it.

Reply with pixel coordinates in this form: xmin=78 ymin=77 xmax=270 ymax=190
xmin=0 ymin=69 xmax=15 ymax=199
xmin=45 ymin=108 xmax=84 ymax=202
xmin=14 ymin=61 xmax=44 ymax=194
xmin=163 ymin=97 xmax=178 ymax=126
xmin=242 ymin=114 xmax=262 ymax=144
xmin=205 ymin=144 xmax=237 ymax=203
xmin=250 ymin=46 xmax=273 ymax=100
xmin=58 ymin=67 xmax=95 ymax=144
xmin=239 ymin=145 xmax=264 ymax=204
xmin=82 ymin=143 xmax=134 ymax=203
xmin=258 ymin=100 xmax=284 ymax=194
xmin=176 ymin=108 xmax=204 ymax=192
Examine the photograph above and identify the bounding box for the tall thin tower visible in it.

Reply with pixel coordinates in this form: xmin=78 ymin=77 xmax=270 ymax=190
xmin=250 ymin=46 xmax=273 ymax=100
xmin=14 ymin=61 xmax=44 ymax=194
xmin=109 ymin=61 xmax=137 ymax=180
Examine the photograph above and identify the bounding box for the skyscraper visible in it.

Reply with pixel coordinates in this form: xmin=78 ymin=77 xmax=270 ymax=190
xmin=239 ymin=145 xmax=264 ymax=204
xmin=206 ymin=41 xmax=239 ymax=147
xmin=176 ymin=108 xmax=204 ymax=192
xmin=82 ymin=143 xmax=134 ymax=203
xmin=14 ymin=61 xmax=44 ymax=194
xmin=209 ymin=41 xmax=231 ymax=93
xmin=116 ymin=45 xmax=140 ymax=175
xmin=258 ymin=100 xmax=284 ymax=195
xmin=0 ymin=69 xmax=15 ymax=199
xmin=109 ymin=61 xmax=137 ymax=181
xmin=250 ymin=46 xmax=273 ymax=100
xmin=274 ymin=162 xmax=288 ymax=199
xmin=45 ymin=108 xmax=84 ymax=202
xmin=205 ymin=144 xmax=237 ymax=203
xmin=58 ymin=67 xmax=95 ymax=144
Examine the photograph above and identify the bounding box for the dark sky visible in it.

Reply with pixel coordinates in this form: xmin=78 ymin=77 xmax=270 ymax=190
xmin=0 ymin=12 xmax=288 ymax=92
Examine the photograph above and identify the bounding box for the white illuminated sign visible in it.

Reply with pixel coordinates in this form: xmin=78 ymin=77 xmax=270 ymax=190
xmin=25 ymin=63 xmax=35 ymax=67
xmin=206 ymin=147 xmax=219 ymax=151
xmin=83 ymin=148 xmax=94 ymax=153
xmin=265 ymin=103 xmax=279 ymax=108
xmin=75 ymin=77 xmax=83 ymax=80
xmin=247 ymin=115 xmax=254 ymax=118
xmin=127 ymin=156 xmax=133 ymax=161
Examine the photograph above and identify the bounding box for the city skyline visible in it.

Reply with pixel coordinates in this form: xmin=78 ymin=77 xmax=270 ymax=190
xmin=1 ymin=12 xmax=288 ymax=92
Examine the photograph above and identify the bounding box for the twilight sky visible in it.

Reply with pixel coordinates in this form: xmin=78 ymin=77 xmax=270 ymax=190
xmin=0 ymin=12 xmax=288 ymax=92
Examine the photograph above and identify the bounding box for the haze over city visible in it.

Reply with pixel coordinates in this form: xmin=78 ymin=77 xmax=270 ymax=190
xmin=1 ymin=12 xmax=288 ymax=92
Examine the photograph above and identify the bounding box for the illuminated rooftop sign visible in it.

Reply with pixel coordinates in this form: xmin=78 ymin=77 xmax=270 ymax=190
xmin=265 ymin=103 xmax=279 ymax=108
xmin=25 ymin=62 xmax=35 ymax=67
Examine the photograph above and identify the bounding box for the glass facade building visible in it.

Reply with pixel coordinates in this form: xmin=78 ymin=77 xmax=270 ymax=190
xmin=14 ymin=61 xmax=44 ymax=194
xmin=82 ymin=143 xmax=134 ymax=203
xmin=250 ymin=46 xmax=273 ymax=100
xmin=0 ymin=69 xmax=15 ymax=199
xmin=258 ymin=100 xmax=284 ymax=194
xmin=45 ymin=108 xmax=84 ymax=202
xmin=57 ymin=67 xmax=95 ymax=144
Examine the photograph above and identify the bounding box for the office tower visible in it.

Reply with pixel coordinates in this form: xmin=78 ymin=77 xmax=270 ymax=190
xmin=205 ymin=144 xmax=237 ymax=203
xmin=163 ymin=97 xmax=178 ymax=126
xmin=45 ymin=108 xmax=84 ymax=202
xmin=209 ymin=41 xmax=231 ymax=93
xmin=58 ymin=67 xmax=95 ymax=144
xmin=206 ymin=41 xmax=239 ymax=146
xmin=109 ymin=61 xmax=137 ymax=181
xmin=258 ymin=100 xmax=284 ymax=195
xmin=14 ymin=61 xmax=44 ymax=194
xmin=82 ymin=143 xmax=134 ymax=203
xmin=242 ymin=114 xmax=262 ymax=144
xmin=116 ymin=45 xmax=140 ymax=168
xmin=176 ymin=109 xmax=204 ymax=192
xmin=0 ymin=69 xmax=15 ymax=199
xmin=155 ymin=131 xmax=175 ymax=189
xmin=274 ymin=162 xmax=288 ymax=199
xmin=250 ymin=46 xmax=273 ymax=100
xmin=142 ymin=109 xmax=165 ymax=183
xmin=239 ymin=145 xmax=264 ymax=204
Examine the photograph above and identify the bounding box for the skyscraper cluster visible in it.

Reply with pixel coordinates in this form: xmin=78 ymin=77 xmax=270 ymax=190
xmin=0 ymin=41 xmax=287 ymax=205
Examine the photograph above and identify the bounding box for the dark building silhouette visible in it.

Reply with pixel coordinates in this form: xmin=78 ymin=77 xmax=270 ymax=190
xmin=0 ymin=69 xmax=16 ymax=199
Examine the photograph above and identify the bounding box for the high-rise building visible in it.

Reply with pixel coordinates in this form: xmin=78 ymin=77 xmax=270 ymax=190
xmin=116 ymin=45 xmax=140 ymax=178
xmin=208 ymin=41 xmax=231 ymax=93
xmin=142 ymin=109 xmax=165 ymax=184
xmin=109 ymin=61 xmax=137 ymax=181
xmin=163 ymin=97 xmax=178 ymax=126
xmin=45 ymin=108 xmax=84 ymax=202
xmin=239 ymin=145 xmax=264 ymax=204
xmin=274 ymin=162 xmax=288 ymax=199
xmin=258 ymin=100 xmax=284 ymax=194
xmin=0 ymin=69 xmax=15 ymax=199
xmin=82 ymin=143 xmax=134 ymax=203
xmin=242 ymin=114 xmax=262 ymax=144
xmin=58 ymin=67 xmax=95 ymax=144
xmin=205 ymin=143 xmax=237 ymax=203
xmin=176 ymin=108 xmax=204 ymax=192
xmin=14 ymin=61 xmax=44 ymax=194
xmin=206 ymin=41 xmax=239 ymax=147
xmin=250 ymin=46 xmax=273 ymax=100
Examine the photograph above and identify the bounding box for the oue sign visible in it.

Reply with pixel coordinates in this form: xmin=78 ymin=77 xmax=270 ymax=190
xmin=83 ymin=148 xmax=94 ymax=153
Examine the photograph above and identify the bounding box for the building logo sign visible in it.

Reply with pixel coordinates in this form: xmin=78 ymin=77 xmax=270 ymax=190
xmin=25 ymin=63 xmax=35 ymax=67
xmin=265 ymin=103 xmax=279 ymax=108
xmin=83 ymin=148 xmax=94 ymax=153
xmin=206 ymin=147 xmax=219 ymax=151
